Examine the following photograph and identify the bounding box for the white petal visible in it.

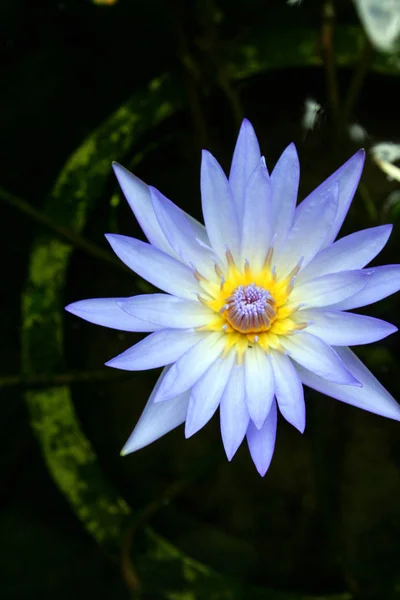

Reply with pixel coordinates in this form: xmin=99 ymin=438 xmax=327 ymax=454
xmin=119 ymin=294 xmax=214 ymax=329
xmin=185 ymin=352 xmax=236 ymax=437
xmin=121 ymin=367 xmax=189 ymax=454
xmin=220 ymin=363 xmax=250 ymax=460
xmin=244 ymin=347 xmax=275 ymax=429
xmin=270 ymin=143 xmax=300 ymax=244
xmin=246 ymin=401 xmax=278 ymax=476
xmin=296 ymin=347 xmax=400 ymax=421
xmin=296 ymin=224 xmax=393 ymax=284
xmin=270 ymin=350 xmax=305 ymax=433
xmin=201 ymin=150 xmax=240 ymax=263
xmin=105 ymin=329 xmax=202 ymax=371
xmin=297 ymin=309 xmax=397 ymax=346
xmin=275 ymin=181 xmax=338 ymax=275
xmin=153 ymin=332 xmax=226 ymax=402
xmin=150 ymin=186 xmax=215 ymax=278
xmin=105 ymin=234 xmax=200 ymax=300
xmin=290 ymin=270 xmax=370 ymax=308
xmin=328 ymin=265 xmax=400 ymax=310
xmin=229 ymin=118 xmax=262 ymax=222
xmin=65 ymin=297 xmax=162 ymax=332
xmin=112 ymin=163 xmax=174 ymax=256
xmin=241 ymin=160 xmax=272 ymax=269
xmin=281 ymin=332 xmax=360 ymax=385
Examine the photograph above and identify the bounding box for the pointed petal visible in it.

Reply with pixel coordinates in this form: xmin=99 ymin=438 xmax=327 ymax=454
xmin=65 ymin=297 xmax=162 ymax=332
xmin=112 ymin=163 xmax=174 ymax=256
xmin=275 ymin=181 xmax=338 ymax=275
xmin=185 ymin=352 xmax=235 ymax=438
xmin=105 ymin=234 xmax=200 ymax=300
xmin=296 ymin=347 xmax=400 ymax=421
xmin=154 ymin=332 xmax=226 ymax=402
xmin=113 ymin=162 xmax=209 ymax=254
xmin=281 ymin=332 xmax=360 ymax=385
xmin=241 ymin=160 xmax=273 ymax=269
xmin=121 ymin=367 xmax=189 ymax=454
xmin=309 ymin=150 xmax=365 ymax=247
xmin=150 ymin=186 xmax=215 ymax=278
xmin=185 ymin=213 xmax=210 ymax=248
xmin=201 ymin=150 xmax=240 ymax=262
xmin=229 ymin=118 xmax=261 ymax=221
xmin=297 ymin=225 xmax=393 ymax=284
xmin=119 ymin=294 xmax=214 ymax=329
xmin=220 ymin=363 xmax=249 ymax=460
xmin=270 ymin=143 xmax=300 ymax=244
xmin=290 ymin=270 xmax=370 ymax=308
xmin=105 ymin=329 xmax=202 ymax=371
xmin=247 ymin=401 xmax=277 ymax=476
xmin=270 ymin=350 xmax=305 ymax=433
xmin=298 ymin=309 xmax=397 ymax=346
xmin=328 ymin=265 xmax=400 ymax=310
xmin=244 ymin=347 xmax=275 ymax=429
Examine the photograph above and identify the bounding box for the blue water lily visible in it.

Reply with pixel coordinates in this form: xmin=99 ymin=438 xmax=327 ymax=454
xmin=66 ymin=119 xmax=400 ymax=476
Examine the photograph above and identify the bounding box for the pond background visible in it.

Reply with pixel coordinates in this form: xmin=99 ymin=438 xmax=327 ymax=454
xmin=2 ymin=0 xmax=400 ymax=598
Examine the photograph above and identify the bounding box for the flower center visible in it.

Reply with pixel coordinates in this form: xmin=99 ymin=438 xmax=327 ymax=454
xmin=224 ymin=283 xmax=276 ymax=334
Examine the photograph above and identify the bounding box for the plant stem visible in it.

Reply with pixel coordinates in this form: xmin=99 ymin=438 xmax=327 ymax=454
xmin=174 ymin=0 xmax=210 ymax=149
xmin=358 ymin=181 xmax=379 ymax=224
xmin=0 ymin=369 xmax=128 ymax=388
xmin=0 ymin=185 xmax=130 ymax=274
xmin=342 ymin=36 xmax=374 ymax=125
xmin=321 ymin=0 xmax=341 ymax=128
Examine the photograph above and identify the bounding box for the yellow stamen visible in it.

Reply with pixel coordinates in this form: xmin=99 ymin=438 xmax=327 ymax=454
xmin=264 ymin=246 xmax=274 ymax=269
xmin=215 ymin=263 xmax=223 ymax=278
xmin=226 ymin=248 xmax=235 ymax=266
xmin=198 ymin=251 xmax=305 ymax=356
xmin=193 ymin=269 xmax=207 ymax=282
xmin=197 ymin=294 xmax=210 ymax=306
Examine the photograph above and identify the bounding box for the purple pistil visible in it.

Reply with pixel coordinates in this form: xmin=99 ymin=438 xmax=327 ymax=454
xmin=225 ymin=283 xmax=276 ymax=333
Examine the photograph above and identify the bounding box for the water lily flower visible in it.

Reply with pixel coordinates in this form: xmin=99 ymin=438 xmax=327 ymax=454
xmin=66 ymin=119 xmax=400 ymax=476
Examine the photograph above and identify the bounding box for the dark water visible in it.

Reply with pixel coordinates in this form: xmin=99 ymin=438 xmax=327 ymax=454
xmin=2 ymin=1 xmax=400 ymax=599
